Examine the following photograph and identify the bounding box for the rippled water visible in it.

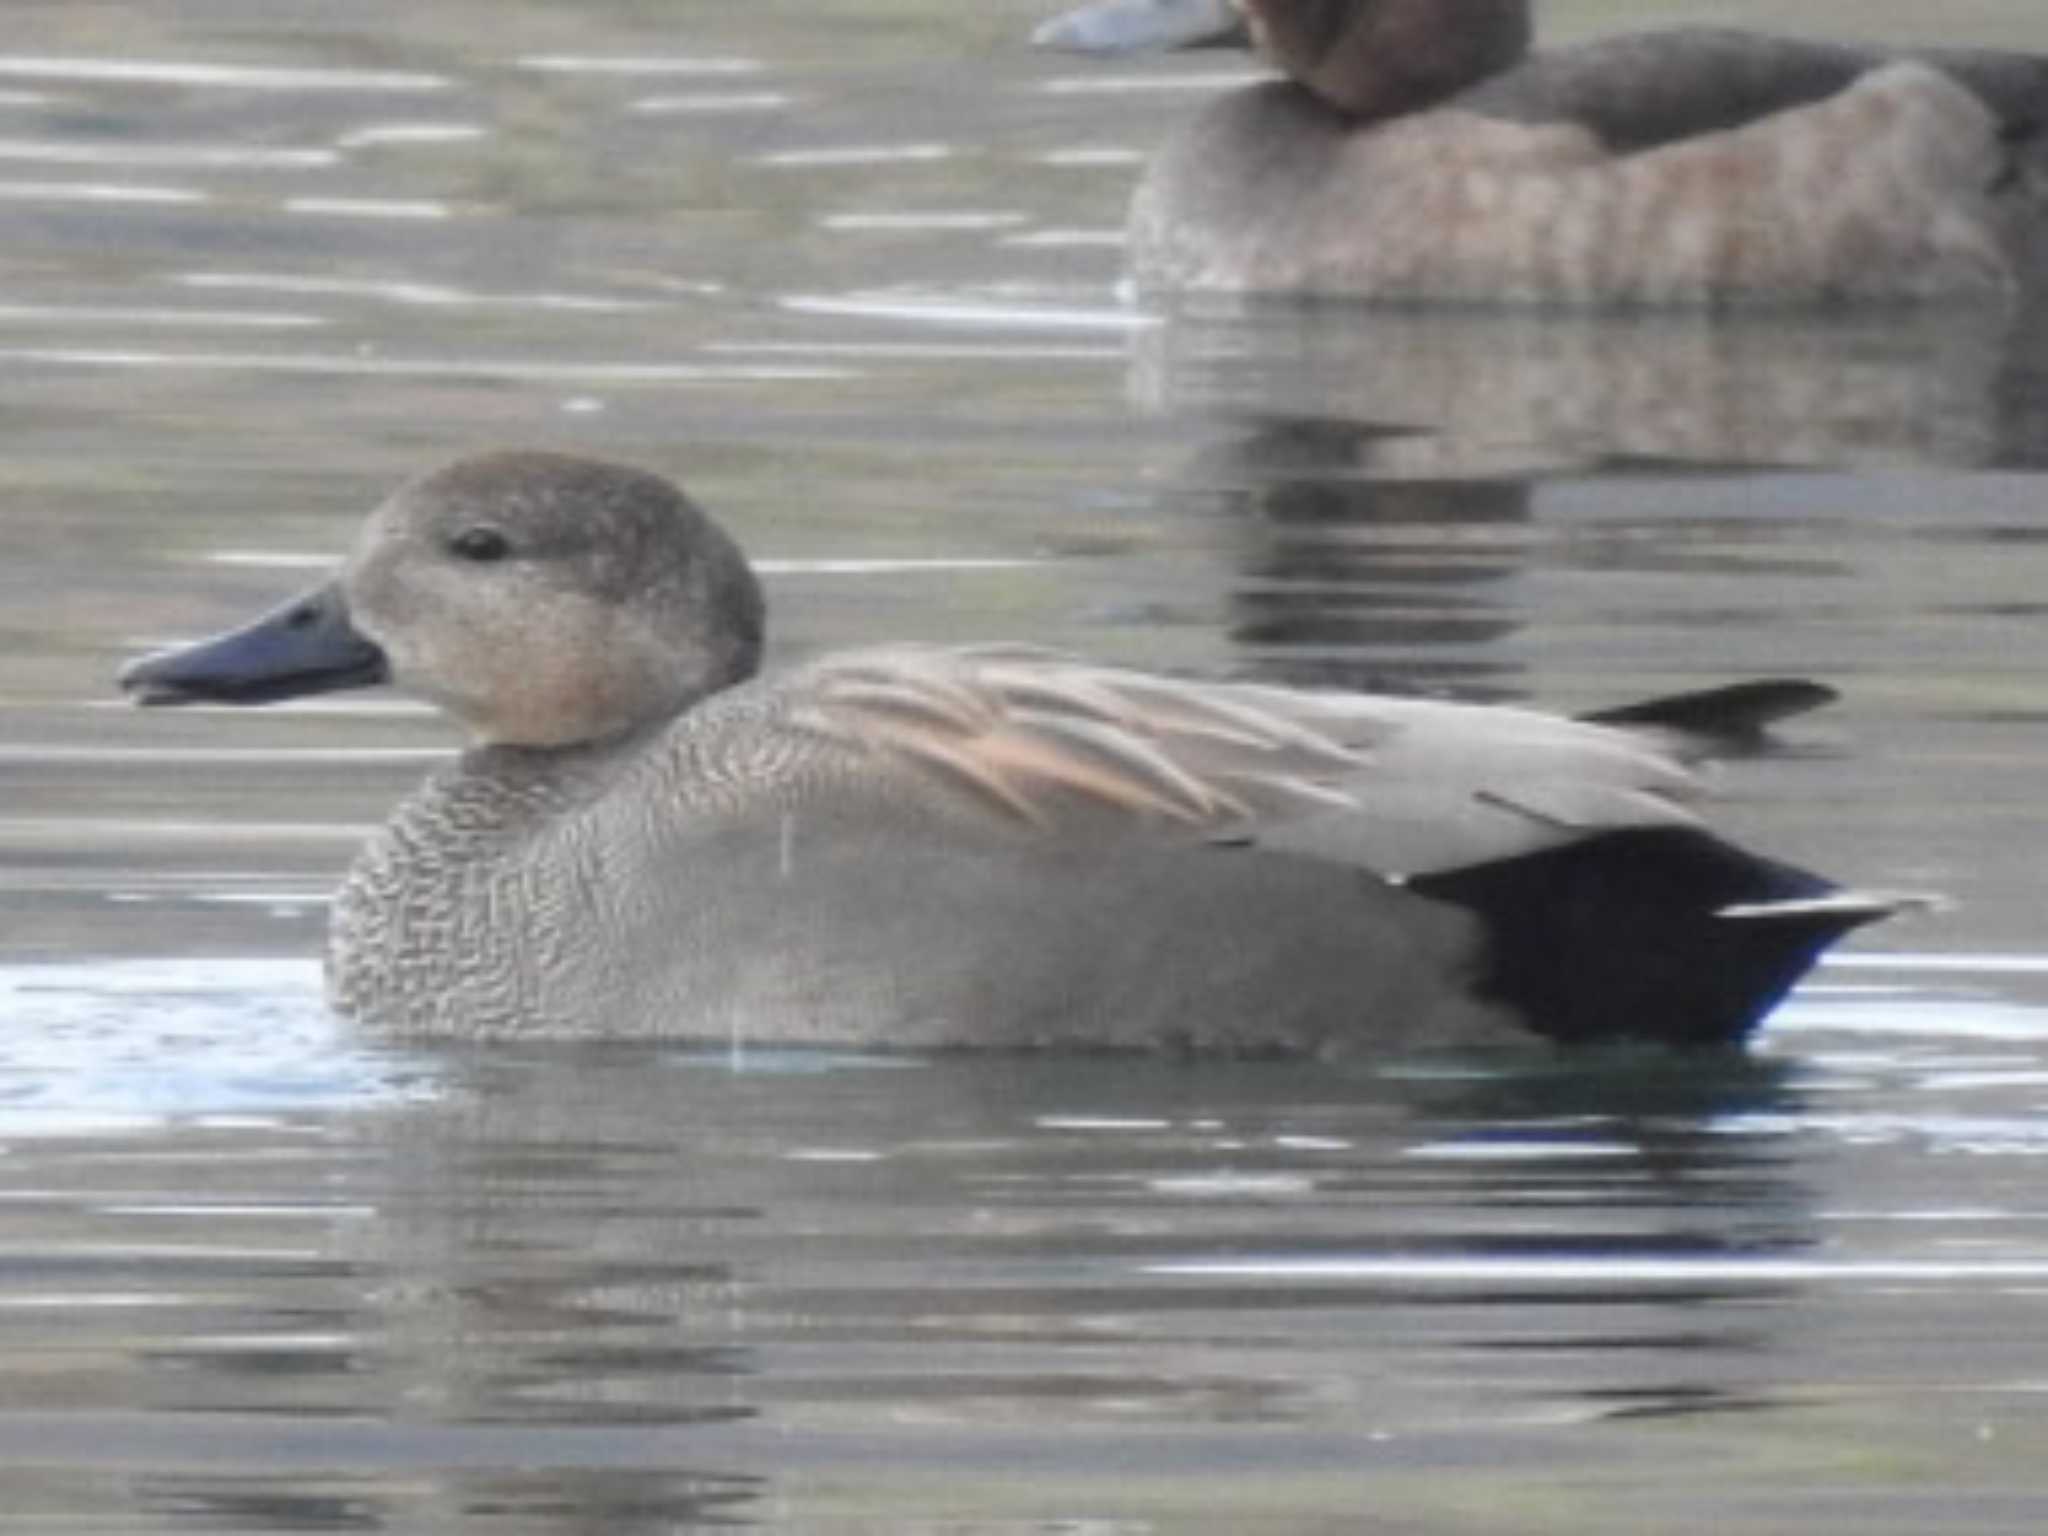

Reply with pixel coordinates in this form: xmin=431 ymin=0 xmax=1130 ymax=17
xmin=7 ymin=1 xmax=2048 ymax=1529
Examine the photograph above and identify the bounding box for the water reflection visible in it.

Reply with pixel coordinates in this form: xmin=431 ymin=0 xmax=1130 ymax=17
xmin=354 ymin=1047 xmax=1814 ymax=1412
xmin=0 ymin=57 xmax=450 ymax=91
xmin=0 ymin=137 xmax=339 ymax=169
xmin=4 ymin=929 xmax=2048 ymax=1517
xmin=1133 ymin=301 xmax=2047 ymax=472
xmin=134 ymin=1465 xmax=761 ymax=1534
xmin=12 ymin=1014 xmax=2038 ymax=1530
xmin=1110 ymin=299 xmax=2048 ymax=699
xmin=1179 ymin=416 xmax=1530 ymax=691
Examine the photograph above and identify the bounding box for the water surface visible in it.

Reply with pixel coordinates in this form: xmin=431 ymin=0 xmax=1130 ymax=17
xmin=6 ymin=1 xmax=2048 ymax=1529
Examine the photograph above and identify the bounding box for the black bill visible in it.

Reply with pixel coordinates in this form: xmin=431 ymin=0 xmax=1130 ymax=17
xmin=118 ymin=580 xmax=390 ymax=707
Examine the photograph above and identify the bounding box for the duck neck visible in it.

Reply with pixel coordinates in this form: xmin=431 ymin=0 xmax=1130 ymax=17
xmin=453 ymin=727 xmax=653 ymax=814
xmin=1246 ymin=0 xmax=1532 ymax=121
xmin=327 ymin=737 xmax=633 ymax=1031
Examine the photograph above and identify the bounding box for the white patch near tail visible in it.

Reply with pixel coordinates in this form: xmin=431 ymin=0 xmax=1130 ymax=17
xmin=1717 ymin=890 xmax=1945 ymax=921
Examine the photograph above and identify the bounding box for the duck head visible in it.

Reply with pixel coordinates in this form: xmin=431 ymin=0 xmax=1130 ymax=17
xmin=120 ymin=452 xmax=767 ymax=750
xmin=1038 ymin=0 xmax=1532 ymax=119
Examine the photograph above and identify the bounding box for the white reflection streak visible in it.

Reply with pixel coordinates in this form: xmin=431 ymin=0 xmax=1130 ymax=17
xmin=821 ymin=211 xmax=1028 ymax=231
xmin=1000 ymin=229 xmax=1127 ymax=248
xmin=629 ymin=93 xmax=792 ymax=115
xmin=0 ymin=347 xmax=854 ymax=383
xmin=0 ymin=181 xmax=205 ymax=203
xmin=98 ymin=1214 xmax=373 ymax=1230
xmin=1714 ymin=1109 xmax=2048 ymax=1150
xmin=781 ymin=292 xmax=1148 ymax=333
xmin=709 ymin=341 xmax=1124 ymax=361
xmin=759 ymin=143 xmax=951 ymax=167
xmin=0 ymin=304 xmax=323 ymax=329
xmin=0 ymin=138 xmax=336 ymax=168
xmin=0 ymin=816 xmax=365 ymax=842
xmin=517 ymin=55 xmax=763 ymax=76
xmin=0 ymin=745 xmax=442 ymax=766
xmin=333 ymin=122 xmax=488 ymax=149
xmin=178 ymin=271 xmax=657 ymax=312
xmin=1036 ymin=147 xmax=1146 ymax=166
xmin=284 ymin=197 xmax=453 ymax=219
xmin=1771 ymin=998 xmax=2048 ymax=1041
xmin=0 ymin=57 xmax=450 ymax=90
xmin=81 ymin=696 xmax=429 ymax=717
xmin=1825 ymin=952 xmax=2048 ymax=975
xmin=1149 ymin=1173 xmax=1317 ymax=1196
xmin=1920 ymin=1070 xmax=2048 ymax=1091
xmin=1035 ymin=71 xmax=1259 ymax=94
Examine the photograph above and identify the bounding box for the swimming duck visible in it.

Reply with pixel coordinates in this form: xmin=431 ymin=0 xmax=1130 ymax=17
xmin=1036 ymin=0 xmax=2048 ymax=304
xmin=120 ymin=452 xmax=1901 ymax=1051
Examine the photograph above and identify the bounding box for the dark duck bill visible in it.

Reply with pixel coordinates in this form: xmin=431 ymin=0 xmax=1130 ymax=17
xmin=118 ymin=581 xmax=389 ymax=707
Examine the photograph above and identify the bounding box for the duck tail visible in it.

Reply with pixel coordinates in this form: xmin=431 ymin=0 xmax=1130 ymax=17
xmin=1578 ymin=677 xmax=1836 ymax=753
xmin=1408 ymin=826 xmax=1907 ymax=1049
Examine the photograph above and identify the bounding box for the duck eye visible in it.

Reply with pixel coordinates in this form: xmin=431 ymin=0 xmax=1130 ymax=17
xmin=448 ymin=526 xmax=511 ymax=563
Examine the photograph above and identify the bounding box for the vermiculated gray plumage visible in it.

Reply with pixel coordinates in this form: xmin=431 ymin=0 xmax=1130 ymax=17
xmin=122 ymin=452 xmax=1910 ymax=1052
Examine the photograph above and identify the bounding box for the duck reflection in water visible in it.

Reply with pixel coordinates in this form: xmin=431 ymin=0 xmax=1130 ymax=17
xmin=1128 ymin=301 xmax=2035 ymax=471
xmin=1173 ymin=415 xmax=1531 ymax=696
